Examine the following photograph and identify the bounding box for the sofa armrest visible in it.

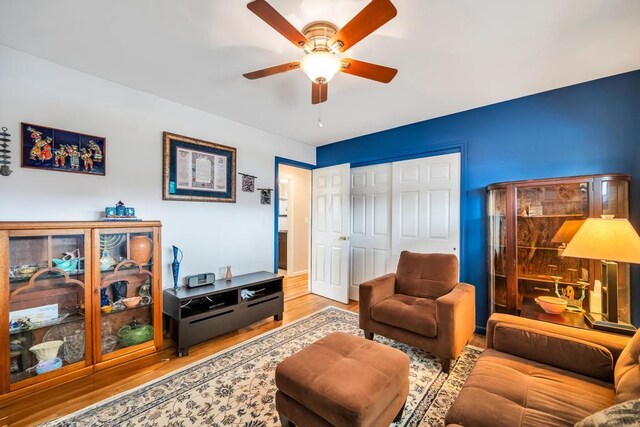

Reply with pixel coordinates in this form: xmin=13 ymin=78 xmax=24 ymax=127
xmin=487 ymin=313 xmax=630 ymax=362
xmin=436 ymin=282 xmax=476 ymax=359
xmin=358 ymin=273 xmax=396 ymax=331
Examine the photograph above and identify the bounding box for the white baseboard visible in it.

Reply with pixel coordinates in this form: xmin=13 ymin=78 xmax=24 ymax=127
xmin=349 ymin=284 xmax=360 ymax=301
xmin=286 ymin=269 xmax=308 ymax=278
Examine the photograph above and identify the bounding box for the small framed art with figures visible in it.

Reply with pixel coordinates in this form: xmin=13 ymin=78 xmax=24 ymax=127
xmin=21 ymin=122 xmax=106 ymax=175
xmin=162 ymin=132 xmax=236 ymax=203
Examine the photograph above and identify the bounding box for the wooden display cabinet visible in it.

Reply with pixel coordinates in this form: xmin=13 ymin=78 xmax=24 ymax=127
xmin=487 ymin=174 xmax=631 ymax=329
xmin=0 ymin=221 xmax=162 ymax=399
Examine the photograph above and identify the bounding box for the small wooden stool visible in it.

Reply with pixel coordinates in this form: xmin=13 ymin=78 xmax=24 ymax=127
xmin=275 ymin=332 xmax=410 ymax=426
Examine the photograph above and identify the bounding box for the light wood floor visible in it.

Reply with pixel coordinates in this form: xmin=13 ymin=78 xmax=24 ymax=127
xmin=283 ymin=273 xmax=310 ymax=301
xmin=0 ymin=292 xmax=484 ymax=426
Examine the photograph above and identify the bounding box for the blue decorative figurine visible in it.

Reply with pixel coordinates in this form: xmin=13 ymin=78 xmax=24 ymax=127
xmin=115 ymin=200 xmax=126 ymax=217
xmin=100 ymin=288 xmax=110 ymax=307
xmin=171 ymin=246 xmax=183 ymax=291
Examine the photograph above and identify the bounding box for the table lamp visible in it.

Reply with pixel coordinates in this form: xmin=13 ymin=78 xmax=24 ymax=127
xmin=552 ymin=219 xmax=586 ymax=255
xmin=562 ymin=215 xmax=640 ymax=334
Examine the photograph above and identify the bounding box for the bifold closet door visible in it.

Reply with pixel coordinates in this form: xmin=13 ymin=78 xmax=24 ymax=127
xmin=390 ymin=153 xmax=461 ymax=271
xmin=311 ymin=164 xmax=351 ymax=304
xmin=349 ymin=164 xmax=392 ymax=300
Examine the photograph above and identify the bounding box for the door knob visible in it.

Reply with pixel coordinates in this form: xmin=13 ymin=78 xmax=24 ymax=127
xmin=339 ymin=235 xmax=348 ymax=241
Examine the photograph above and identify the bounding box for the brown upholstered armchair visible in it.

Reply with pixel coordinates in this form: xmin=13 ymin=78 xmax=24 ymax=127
xmin=359 ymin=251 xmax=475 ymax=373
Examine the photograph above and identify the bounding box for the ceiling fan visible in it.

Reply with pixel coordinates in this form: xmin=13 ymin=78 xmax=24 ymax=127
xmin=243 ymin=0 xmax=398 ymax=105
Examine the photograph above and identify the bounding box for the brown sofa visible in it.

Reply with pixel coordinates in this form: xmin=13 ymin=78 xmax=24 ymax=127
xmin=359 ymin=251 xmax=476 ymax=373
xmin=445 ymin=313 xmax=639 ymax=426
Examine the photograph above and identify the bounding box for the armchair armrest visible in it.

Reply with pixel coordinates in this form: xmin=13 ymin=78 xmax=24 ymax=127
xmin=436 ymin=283 xmax=476 ymax=360
xmin=487 ymin=314 xmax=630 ymax=382
xmin=358 ymin=273 xmax=395 ymax=332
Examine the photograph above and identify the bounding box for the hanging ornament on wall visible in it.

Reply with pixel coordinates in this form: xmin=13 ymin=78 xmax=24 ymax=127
xmin=0 ymin=127 xmax=13 ymax=176
xmin=258 ymin=188 xmax=273 ymax=205
xmin=239 ymin=173 xmax=257 ymax=192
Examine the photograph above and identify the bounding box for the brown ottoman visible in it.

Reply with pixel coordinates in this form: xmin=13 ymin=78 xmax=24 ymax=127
xmin=275 ymin=332 xmax=410 ymax=427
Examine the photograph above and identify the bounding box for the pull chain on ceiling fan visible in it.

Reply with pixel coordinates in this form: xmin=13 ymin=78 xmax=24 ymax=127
xmin=243 ymin=0 xmax=398 ymax=108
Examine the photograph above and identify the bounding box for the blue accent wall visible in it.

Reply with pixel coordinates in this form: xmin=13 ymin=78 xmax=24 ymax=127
xmin=317 ymin=70 xmax=640 ymax=330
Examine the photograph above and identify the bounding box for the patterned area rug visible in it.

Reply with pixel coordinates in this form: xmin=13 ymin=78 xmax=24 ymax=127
xmin=42 ymin=307 xmax=481 ymax=427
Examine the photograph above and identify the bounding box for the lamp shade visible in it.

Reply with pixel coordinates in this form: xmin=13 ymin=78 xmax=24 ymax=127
xmin=562 ymin=217 xmax=640 ymax=264
xmin=300 ymin=51 xmax=342 ymax=83
xmin=551 ymin=219 xmax=586 ymax=244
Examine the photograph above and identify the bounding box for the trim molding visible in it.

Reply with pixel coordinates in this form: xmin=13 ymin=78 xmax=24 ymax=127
xmin=274 ymin=157 xmax=316 ymax=273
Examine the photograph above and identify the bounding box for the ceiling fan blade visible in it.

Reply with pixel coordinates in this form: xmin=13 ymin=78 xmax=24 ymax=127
xmin=243 ymin=61 xmax=300 ymax=80
xmin=247 ymin=0 xmax=309 ymax=48
xmin=312 ymin=82 xmax=328 ymax=104
xmin=340 ymin=58 xmax=397 ymax=83
xmin=329 ymin=0 xmax=397 ymax=52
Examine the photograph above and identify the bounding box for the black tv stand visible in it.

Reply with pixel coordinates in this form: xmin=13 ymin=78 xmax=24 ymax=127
xmin=163 ymin=271 xmax=284 ymax=356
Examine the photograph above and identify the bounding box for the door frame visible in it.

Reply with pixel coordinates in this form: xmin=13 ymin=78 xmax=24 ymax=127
xmin=274 ymin=157 xmax=316 ymax=273
xmin=347 ymin=140 xmax=469 ymax=282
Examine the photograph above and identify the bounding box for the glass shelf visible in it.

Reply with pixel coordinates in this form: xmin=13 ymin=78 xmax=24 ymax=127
xmin=99 ymin=262 xmax=153 ymax=274
xmin=9 ymin=269 xmax=85 ymax=283
xmin=101 ymin=303 xmax=153 ymax=316
xmin=518 ymin=274 xmax=587 ymax=287
xmin=9 ymin=313 xmax=85 ymax=336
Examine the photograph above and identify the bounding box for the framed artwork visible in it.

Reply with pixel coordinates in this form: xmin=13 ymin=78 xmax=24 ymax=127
xmin=21 ymin=123 xmax=106 ymax=175
xmin=163 ymin=132 xmax=236 ymax=203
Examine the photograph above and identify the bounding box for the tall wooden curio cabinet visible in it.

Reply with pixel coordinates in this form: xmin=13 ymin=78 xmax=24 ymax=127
xmin=487 ymin=174 xmax=631 ymax=328
xmin=0 ymin=221 xmax=162 ymax=398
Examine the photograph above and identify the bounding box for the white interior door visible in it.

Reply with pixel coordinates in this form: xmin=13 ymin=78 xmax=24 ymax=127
xmin=349 ymin=164 xmax=392 ymax=300
xmin=311 ymin=164 xmax=351 ymax=303
xmin=391 ymin=153 xmax=461 ymax=270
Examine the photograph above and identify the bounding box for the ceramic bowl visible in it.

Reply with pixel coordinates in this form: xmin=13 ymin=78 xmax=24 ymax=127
xmin=35 ymin=357 xmax=63 ymax=375
xmin=15 ymin=265 xmax=39 ymax=278
xmin=536 ymin=296 xmax=567 ymax=314
xmin=53 ymin=258 xmax=79 ymax=272
xmin=122 ymin=296 xmax=141 ymax=308
xmin=117 ymin=324 xmax=154 ymax=347
xmin=30 ymin=340 xmax=64 ymax=363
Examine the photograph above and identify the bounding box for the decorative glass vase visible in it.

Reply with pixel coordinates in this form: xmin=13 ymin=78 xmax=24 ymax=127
xmin=171 ymin=246 xmax=183 ymax=291
xmin=63 ymin=329 xmax=85 ymax=364
xmin=111 ymin=280 xmax=128 ymax=301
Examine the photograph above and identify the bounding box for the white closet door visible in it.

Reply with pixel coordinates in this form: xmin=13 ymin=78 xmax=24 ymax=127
xmin=349 ymin=164 xmax=392 ymax=300
xmin=311 ymin=164 xmax=351 ymax=303
xmin=390 ymin=153 xmax=461 ymax=270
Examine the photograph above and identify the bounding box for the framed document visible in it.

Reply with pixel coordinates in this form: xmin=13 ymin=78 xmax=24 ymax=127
xmin=163 ymin=132 xmax=236 ymax=202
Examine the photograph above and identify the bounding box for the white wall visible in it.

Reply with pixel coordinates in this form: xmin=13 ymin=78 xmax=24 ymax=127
xmin=0 ymin=45 xmax=315 ymax=286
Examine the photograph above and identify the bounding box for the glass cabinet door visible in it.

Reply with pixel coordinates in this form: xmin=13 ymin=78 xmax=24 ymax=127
xmin=488 ymin=188 xmax=507 ymax=314
xmin=516 ymin=182 xmax=590 ymax=314
xmin=7 ymin=231 xmax=90 ymax=387
xmin=96 ymin=229 xmax=156 ymax=360
xmin=600 ymin=179 xmax=631 ymax=325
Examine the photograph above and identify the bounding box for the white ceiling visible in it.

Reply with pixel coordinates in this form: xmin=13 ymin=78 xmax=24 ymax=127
xmin=0 ymin=1 xmax=639 ymax=146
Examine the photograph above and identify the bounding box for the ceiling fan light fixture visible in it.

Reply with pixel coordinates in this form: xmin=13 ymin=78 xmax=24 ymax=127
xmin=300 ymin=51 xmax=341 ymax=84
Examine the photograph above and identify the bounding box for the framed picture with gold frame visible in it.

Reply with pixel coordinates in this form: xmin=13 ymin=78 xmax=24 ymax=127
xmin=162 ymin=132 xmax=236 ymax=203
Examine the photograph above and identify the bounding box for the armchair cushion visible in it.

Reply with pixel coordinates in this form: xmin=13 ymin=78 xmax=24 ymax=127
xmin=395 ymin=251 xmax=458 ymax=299
xmin=492 ymin=323 xmax=614 ymax=382
xmin=614 ymin=327 xmax=640 ymax=403
xmin=371 ymin=294 xmax=437 ymax=337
